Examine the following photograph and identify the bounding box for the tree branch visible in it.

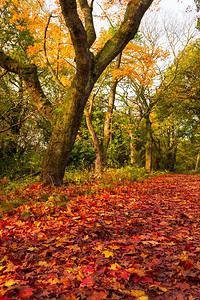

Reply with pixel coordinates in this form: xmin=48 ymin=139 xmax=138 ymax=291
xmin=59 ymin=0 xmax=90 ymax=70
xmin=94 ymin=0 xmax=154 ymax=79
xmin=0 ymin=109 xmax=37 ymax=133
xmin=43 ymin=13 xmax=66 ymax=90
xmin=0 ymin=70 xmax=8 ymax=79
xmin=78 ymin=0 xmax=96 ymax=48
xmin=0 ymin=50 xmax=53 ymax=122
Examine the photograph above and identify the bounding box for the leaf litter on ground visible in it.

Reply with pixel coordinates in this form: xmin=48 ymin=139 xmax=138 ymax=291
xmin=0 ymin=174 xmax=200 ymax=299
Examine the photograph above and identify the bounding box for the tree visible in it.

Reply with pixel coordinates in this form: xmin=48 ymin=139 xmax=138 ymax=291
xmin=114 ymin=33 xmax=169 ymax=172
xmin=0 ymin=0 xmax=154 ymax=186
xmin=154 ymin=38 xmax=200 ymax=171
xmin=84 ymin=51 xmax=122 ymax=173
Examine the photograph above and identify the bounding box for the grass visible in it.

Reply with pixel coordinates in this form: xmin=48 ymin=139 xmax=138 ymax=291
xmin=0 ymin=166 xmax=168 ymax=217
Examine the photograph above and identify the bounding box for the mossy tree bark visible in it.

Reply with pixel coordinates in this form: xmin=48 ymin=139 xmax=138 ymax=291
xmin=0 ymin=0 xmax=154 ymax=185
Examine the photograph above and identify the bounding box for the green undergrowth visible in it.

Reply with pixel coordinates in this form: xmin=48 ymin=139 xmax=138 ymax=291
xmin=0 ymin=167 xmax=168 ymax=217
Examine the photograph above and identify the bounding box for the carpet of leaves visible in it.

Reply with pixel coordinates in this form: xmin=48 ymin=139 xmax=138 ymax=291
xmin=0 ymin=174 xmax=200 ymax=300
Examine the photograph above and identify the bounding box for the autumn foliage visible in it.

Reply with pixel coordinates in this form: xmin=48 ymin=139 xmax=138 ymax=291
xmin=0 ymin=174 xmax=200 ymax=299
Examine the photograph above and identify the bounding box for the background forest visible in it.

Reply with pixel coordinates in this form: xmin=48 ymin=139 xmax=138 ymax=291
xmin=0 ymin=0 xmax=200 ymax=184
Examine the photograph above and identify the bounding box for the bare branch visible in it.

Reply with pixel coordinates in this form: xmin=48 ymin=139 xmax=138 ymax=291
xmin=0 ymin=70 xmax=8 ymax=79
xmin=97 ymin=3 xmax=114 ymax=28
xmin=0 ymin=50 xmax=53 ymax=122
xmin=94 ymin=0 xmax=154 ymax=80
xmin=43 ymin=13 xmax=66 ymax=90
xmin=0 ymin=109 xmax=37 ymax=133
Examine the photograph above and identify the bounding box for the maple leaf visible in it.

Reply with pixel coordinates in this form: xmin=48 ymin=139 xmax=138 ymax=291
xmin=119 ymin=270 xmax=130 ymax=279
xmin=88 ymin=291 xmax=108 ymax=300
xmin=81 ymin=266 xmax=95 ymax=274
xmin=80 ymin=275 xmax=95 ymax=288
xmin=130 ymin=289 xmax=145 ymax=297
xmin=102 ymin=250 xmax=113 ymax=258
xmin=4 ymin=279 xmax=19 ymax=287
xmin=176 ymin=282 xmax=191 ymax=291
xmin=109 ymin=263 xmax=121 ymax=270
xmin=17 ymin=287 xmax=34 ymax=298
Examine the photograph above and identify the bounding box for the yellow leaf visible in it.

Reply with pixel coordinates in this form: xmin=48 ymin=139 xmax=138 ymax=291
xmin=102 ymin=250 xmax=113 ymax=258
xmin=109 ymin=263 xmax=121 ymax=270
xmin=5 ymin=279 xmax=18 ymax=287
xmin=28 ymin=247 xmax=37 ymax=251
xmin=137 ymin=296 xmax=149 ymax=300
xmin=130 ymin=290 xmax=145 ymax=297
xmin=67 ymin=206 xmax=71 ymax=214
xmin=105 ymin=220 xmax=112 ymax=224
xmin=150 ymin=284 xmax=167 ymax=293
xmin=48 ymin=278 xmax=60 ymax=284
xmin=35 ymin=221 xmax=41 ymax=227
xmin=38 ymin=260 xmax=49 ymax=267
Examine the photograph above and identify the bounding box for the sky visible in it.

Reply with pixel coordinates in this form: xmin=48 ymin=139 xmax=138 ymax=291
xmin=159 ymin=0 xmax=197 ymax=15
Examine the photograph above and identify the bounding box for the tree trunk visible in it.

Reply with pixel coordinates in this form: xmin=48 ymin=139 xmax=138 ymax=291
xmin=85 ymin=53 xmax=122 ymax=174
xmin=195 ymin=151 xmax=200 ymax=171
xmin=129 ymin=131 xmax=136 ymax=165
xmin=42 ymin=76 xmax=92 ymax=185
xmin=84 ymin=97 xmax=104 ymax=174
xmin=145 ymin=116 xmax=152 ymax=173
xmin=167 ymin=144 xmax=177 ymax=172
xmin=102 ymin=53 xmax=122 ymax=163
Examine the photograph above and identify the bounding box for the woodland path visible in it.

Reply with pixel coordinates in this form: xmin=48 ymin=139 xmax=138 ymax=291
xmin=0 ymin=174 xmax=200 ymax=299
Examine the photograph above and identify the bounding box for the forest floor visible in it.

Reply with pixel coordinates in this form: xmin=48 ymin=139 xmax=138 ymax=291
xmin=0 ymin=174 xmax=200 ymax=299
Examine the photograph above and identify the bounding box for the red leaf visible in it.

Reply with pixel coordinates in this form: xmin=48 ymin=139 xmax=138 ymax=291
xmin=18 ymin=287 xmax=34 ymax=298
xmin=80 ymin=275 xmax=94 ymax=288
xmin=176 ymin=282 xmax=191 ymax=291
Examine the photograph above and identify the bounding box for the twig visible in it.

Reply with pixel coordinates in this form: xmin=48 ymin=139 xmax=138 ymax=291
xmin=0 ymin=109 xmax=37 ymax=133
xmin=43 ymin=13 xmax=66 ymax=90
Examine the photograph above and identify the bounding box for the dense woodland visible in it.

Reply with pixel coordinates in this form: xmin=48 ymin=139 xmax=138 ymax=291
xmin=0 ymin=0 xmax=200 ymax=182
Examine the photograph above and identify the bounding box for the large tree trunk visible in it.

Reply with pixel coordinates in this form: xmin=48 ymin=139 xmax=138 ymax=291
xmin=42 ymin=75 xmax=92 ymax=185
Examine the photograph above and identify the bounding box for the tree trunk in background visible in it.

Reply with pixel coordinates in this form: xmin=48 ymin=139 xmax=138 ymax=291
xmin=84 ymin=98 xmax=104 ymax=174
xmin=145 ymin=116 xmax=152 ymax=173
xmin=85 ymin=53 xmax=122 ymax=174
xmin=167 ymin=144 xmax=177 ymax=172
xmin=102 ymin=53 xmax=122 ymax=164
xmin=195 ymin=151 xmax=200 ymax=171
xmin=129 ymin=131 xmax=136 ymax=165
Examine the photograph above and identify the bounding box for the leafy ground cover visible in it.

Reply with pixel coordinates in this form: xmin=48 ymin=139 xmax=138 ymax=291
xmin=0 ymin=174 xmax=200 ymax=299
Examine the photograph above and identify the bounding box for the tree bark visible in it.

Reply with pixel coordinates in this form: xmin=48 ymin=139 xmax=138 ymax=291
xmin=145 ymin=116 xmax=152 ymax=173
xmin=129 ymin=131 xmax=136 ymax=165
xmin=84 ymin=53 xmax=122 ymax=174
xmin=42 ymin=75 xmax=91 ymax=185
xmin=195 ymin=151 xmax=200 ymax=171
xmin=84 ymin=95 xmax=104 ymax=174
